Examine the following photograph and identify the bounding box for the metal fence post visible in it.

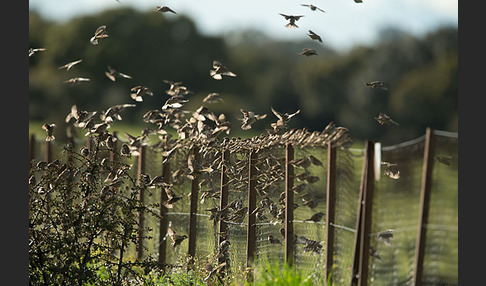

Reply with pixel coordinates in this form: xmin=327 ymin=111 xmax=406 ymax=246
xmin=246 ymin=149 xmax=258 ymax=281
xmin=136 ymin=145 xmax=146 ymax=260
xmin=413 ymin=128 xmax=436 ymax=285
xmin=187 ymin=146 xmax=200 ymax=267
xmin=350 ymin=140 xmax=375 ymax=286
xmin=285 ymin=143 xmax=295 ymax=266
xmin=325 ymin=142 xmax=337 ymax=282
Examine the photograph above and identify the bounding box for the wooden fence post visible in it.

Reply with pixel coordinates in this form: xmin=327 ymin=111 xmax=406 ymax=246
xmin=350 ymin=140 xmax=375 ymax=286
xmin=158 ymin=155 xmax=170 ymax=267
xmin=284 ymin=143 xmax=295 ymax=266
xmin=246 ymin=149 xmax=258 ymax=281
xmin=325 ymin=142 xmax=337 ymax=282
xmin=413 ymin=128 xmax=436 ymax=285
xmin=29 ymin=134 xmax=36 ymax=168
xmin=45 ymin=138 xmax=52 ymax=163
xmin=218 ymin=149 xmax=230 ymax=267
xmin=136 ymin=145 xmax=147 ymax=260
xmin=187 ymin=146 xmax=200 ymax=267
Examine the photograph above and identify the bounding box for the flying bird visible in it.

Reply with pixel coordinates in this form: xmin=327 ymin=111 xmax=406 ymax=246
xmin=268 ymin=234 xmax=283 ymax=245
xmin=63 ymin=77 xmax=90 ymax=85
xmin=279 ymin=13 xmax=304 ymax=28
xmin=203 ymin=93 xmax=224 ymax=104
xmin=58 ymin=59 xmax=83 ymax=71
xmin=29 ymin=48 xmax=46 ymax=57
xmin=374 ymin=113 xmax=399 ymax=126
xmin=210 ymin=60 xmax=237 ymax=80
xmin=307 ymin=30 xmax=323 ymax=43
xmin=167 ymin=227 xmax=188 ymax=248
xmin=155 ymin=6 xmax=177 ymax=14
xmin=270 ymin=107 xmax=300 ymax=132
xmin=365 ymin=81 xmax=388 ymax=90
xmin=105 ymin=66 xmax=133 ymax=81
xmin=301 ymin=4 xmax=326 ymax=13
xmin=239 ymin=109 xmax=267 ymax=130
xmin=376 ymin=229 xmax=394 ymax=246
xmin=381 ymin=161 xmax=400 ymax=179
xmin=298 ymin=48 xmax=318 ymax=57
xmin=435 ymin=155 xmax=452 ymax=166
xmin=130 ymin=86 xmax=153 ymax=102
xmin=42 ymin=123 xmax=56 ymax=141
xmin=90 ymin=25 xmax=109 ymax=45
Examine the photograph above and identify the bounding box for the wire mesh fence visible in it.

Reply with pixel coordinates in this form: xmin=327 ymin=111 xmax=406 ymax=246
xmin=28 ymin=127 xmax=458 ymax=285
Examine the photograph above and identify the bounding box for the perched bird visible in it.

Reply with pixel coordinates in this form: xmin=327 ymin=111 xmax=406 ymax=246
xmin=301 ymin=4 xmax=325 ymax=13
xmin=279 ymin=14 xmax=304 ymax=28
xmin=155 ymin=6 xmax=177 ymax=14
xmin=239 ymin=109 xmax=267 ymax=130
xmin=105 ymin=66 xmax=133 ymax=81
xmin=365 ymin=81 xmax=388 ymax=90
xmin=63 ymin=77 xmax=90 ymax=85
xmin=435 ymin=155 xmax=452 ymax=166
xmin=307 ymin=30 xmax=323 ymax=43
xmin=90 ymin=25 xmax=109 ymax=45
xmin=130 ymin=86 xmax=153 ymax=102
xmin=210 ymin=60 xmax=237 ymax=80
xmin=381 ymin=161 xmax=400 ymax=179
xmin=298 ymin=48 xmax=318 ymax=57
xmin=42 ymin=123 xmax=56 ymax=141
xmin=374 ymin=113 xmax=399 ymax=126
xmin=58 ymin=59 xmax=83 ymax=71
xmin=304 ymin=212 xmax=325 ymax=222
xmin=268 ymin=234 xmax=283 ymax=245
xmin=29 ymin=48 xmax=46 ymax=57
xmin=203 ymin=92 xmax=224 ymax=104
xmin=167 ymin=227 xmax=188 ymax=248
xmin=376 ymin=229 xmax=394 ymax=246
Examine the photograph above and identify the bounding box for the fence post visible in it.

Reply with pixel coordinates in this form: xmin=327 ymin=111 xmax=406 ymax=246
xmin=350 ymin=140 xmax=375 ymax=286
xmin=246 ymin=149 xmax=258 ymax=281
xmin=218 ymin=149 xmax=230 ymax=269
xmin=187 ymin=146 xmax=200 ymax=267
xmin=325 ymin=142 xmax=337 ymax=282
xmin=136 ymin=145 xmax=147 ymax=260
xmin=284 ymin=143 xmax=295 ymax=266
xmin=45 ymin=138 xmax=52 ymax=163
xmin=29 ymin=134 xmax=36 ymax=168
xmin=158 ymin=155 xmax=170 ymax=267
xmin=413 ymin=128 xmax=436 ymax=285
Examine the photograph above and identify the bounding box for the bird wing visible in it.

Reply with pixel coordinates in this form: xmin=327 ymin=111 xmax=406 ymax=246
xmin=271 ymin=107 xmax=284 ymax=121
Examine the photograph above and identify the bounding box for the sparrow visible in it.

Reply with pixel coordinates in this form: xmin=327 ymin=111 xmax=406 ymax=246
xmin=279 ymin=14 xmax=304 ymax=28
xmin=298 ymin=48 xmax=318 ymax=57
xmin=63 ymin=77 xmax=90 ymax=85
xmin=100 ymin=104 xmax=136 ymax=123
xmin=304 ymin=212 xmax=325 ymax=222
xmin=203 ymin=93 xmax=224 ymax=104
xmin=376 ymin=229 xmax=394 ymax=246
xmin=29 ymin=48 xmax=46 ymax=57
xmin=239 ymin=109 xmax=267 ymax=130
xmin=167 ymin=227 xmax=188 ymax=248
xmin=381 ymin=161 xmax=400 ymax=179
xmin=163 ymin=185 xmax=182 ymax=208
xmin=374 ymin=113 xmax=399 ymax=126
xmin=268 ymin=234 xmax=283 ymax=245
xmin=120 ymin=143 xmax=131 ymax=157
xmin=365 ymin=81 xmax=388 ymax=90
xmin=65 ymin=105 xmax=98 ymax=128
xmin=90 ymin=25 xmax=109 ymax=45
xmin=155 ymin=6 xmax=177 ymax=14
xmin=301 ymin=4 xmax=325 ymax=13
xmin=58 ymin=59 xmax=83 ymax=71
xmin=307 ymin=30 xmax=323 ymax=43
xmin=130 ymin=86 xmax=153 ymax=102
xmin=435 ymin=155 xmax=452 ymax=166
xmin=105 ymin=66 xmax=133 ymax=81
xmin=210 ymin=60 xmax=237 ymax=80
xmin=42 ymin=123 xmax=56 ymax=141
xmin=354 ymin=0 xmax=363 ymax=3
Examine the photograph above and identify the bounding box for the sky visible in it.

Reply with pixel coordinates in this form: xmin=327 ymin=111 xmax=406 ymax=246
xmin=29 ymin=0 xmax=458 ymax=51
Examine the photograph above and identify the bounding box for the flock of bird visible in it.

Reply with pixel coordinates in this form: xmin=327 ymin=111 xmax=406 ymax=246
xmin=30 ymin=0 xmax=414 ymax=275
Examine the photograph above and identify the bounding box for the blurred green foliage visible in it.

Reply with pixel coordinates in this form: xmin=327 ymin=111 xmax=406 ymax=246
xmin=29 ymin=7 xmax=457 ymax=145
